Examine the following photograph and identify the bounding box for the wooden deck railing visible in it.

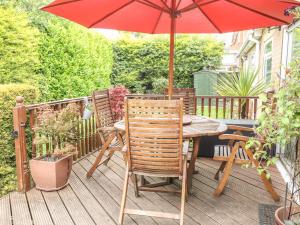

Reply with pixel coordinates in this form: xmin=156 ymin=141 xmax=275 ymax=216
xmin=13 ymin=96 xmax=100 ymax=192
xmin=13 ymin=94 xmax=259 ymax=192
xmin=196 ymin=96 xmax=259 ymax=120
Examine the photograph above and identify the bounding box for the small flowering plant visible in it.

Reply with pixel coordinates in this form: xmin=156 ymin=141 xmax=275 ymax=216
xmin=109 ymin=85 xmax=129 ymax=121
xmin=33 ymin=103 xmax=81 ymax=160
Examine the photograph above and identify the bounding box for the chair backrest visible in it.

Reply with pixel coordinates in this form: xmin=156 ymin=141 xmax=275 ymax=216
xmin=92 ymin=90 xmax=114 ymax=128
xmin=126 ymin=94 xmax=165 ymax=100
xmin=165 ymin=88 xmax=197 ymax=115
xmin=125 ymin=99 xmax=184 ymax=176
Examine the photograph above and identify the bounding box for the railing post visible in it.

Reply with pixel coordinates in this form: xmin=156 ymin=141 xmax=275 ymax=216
xmin=13 ymin=96 xmax=30 ymax=192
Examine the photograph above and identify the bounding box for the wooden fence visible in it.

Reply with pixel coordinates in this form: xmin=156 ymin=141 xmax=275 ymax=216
xmin=13 ymin=94 xmax=259 ymax=192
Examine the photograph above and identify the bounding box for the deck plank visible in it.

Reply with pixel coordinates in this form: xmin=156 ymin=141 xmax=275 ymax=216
xmin=58 ymin=185 xmax=96 ymax=225
xmin=78 ymin=159 xmax=158 ymax=225
xmin=42 ymin=190 xmax=75 ymax=225
xmin=72 ymin=163 xmax=137 ymax=225
xmin=26 ymin=189 xmax=53 ymax=225
xmin=83 ymin=155 xmax=177 ymax=225
xmin=3 ymin=156 xmax=286 ymax=225
xmin=108 ymin=152 xmax=219 ymax=225
xmin=10 ymin=192 xmax=32 ymax=225
xmin=0 ymin=195 xmax=12 ymax=225
xmin=68 ymin=172 xmax=116 ymax=225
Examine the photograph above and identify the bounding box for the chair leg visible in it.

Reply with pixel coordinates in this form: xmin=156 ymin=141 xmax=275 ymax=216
xmin=213 ymin=159 xmax=233 ymax=197
xmin=214 ymin=142 xmax=239 ymax=197
xmin=180 ymin=158 xmax=187 ymax=225
xmin=243 ymin=146 xmax=280 ymax=202
xmin=214 ymin=161 xmax=227 ymax=181
xmin=131 ymin=174 xmax=140 ymax=197
xmin=86 ymin=145 xmax=107 ymax=178
xmin=103 ymin=149 xmax=115 ymax=166
xmin=118 ymin=166 xmax=130 ymax=225
xmin=86 ymin=133 xmax=115 ymax=178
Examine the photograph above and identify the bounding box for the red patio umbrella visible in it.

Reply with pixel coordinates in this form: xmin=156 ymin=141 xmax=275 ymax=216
xmin=42 ymin=0 xmax=299 ymax=96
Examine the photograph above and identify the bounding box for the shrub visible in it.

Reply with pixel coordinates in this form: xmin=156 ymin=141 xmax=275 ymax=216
xmin=152 ymin=77 xmax=168 ymax=94
xmin=39 ymin=20 xmax=113 ymax=101
xmin=109 ymin=86 xmax=129 ymax=121
xmin=0 ymin=6 xmax=40 ymax=84
xmin=0 ymin=164 xmax=16 ymax=197
xmin=0 ymin=84 xmax=39 ymax=196
xmin=112 ymin=36 xmax=224 ymax=92
xmin=0 ymin=84 xmax=40 ymax=166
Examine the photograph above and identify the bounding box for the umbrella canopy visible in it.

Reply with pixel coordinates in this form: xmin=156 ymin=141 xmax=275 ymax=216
xmin=42 ymin=0 xmax=299 ymax=95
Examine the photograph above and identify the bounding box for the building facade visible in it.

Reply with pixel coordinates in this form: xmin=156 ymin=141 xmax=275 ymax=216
xmin=231 ymin=20 xmax=300 ymax=90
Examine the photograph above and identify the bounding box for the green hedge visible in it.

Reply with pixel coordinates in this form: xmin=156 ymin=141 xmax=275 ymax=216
xmin=0 ymin=5 xmax=40 ymax=84
xmin=0 ymin=84 xmax=40 ymax=165
xmin=112 ymin=36 xmax=224 ymax=92
xmin=39 ymin=20 xmax=113 ymax=101
xmin=0 ymin=84 xmax=39 ymax=196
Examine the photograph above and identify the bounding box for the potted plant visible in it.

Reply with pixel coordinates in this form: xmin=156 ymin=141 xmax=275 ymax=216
xmin=245 ymin=60 xmax=299 ymax=223
xmin=29 ymin=103 xmax=81 ymax=191
xmin=109 ymin=86 xmax=129 ymax=121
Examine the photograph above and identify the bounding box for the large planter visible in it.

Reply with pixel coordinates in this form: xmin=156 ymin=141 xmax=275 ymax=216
xmin=29 ymin=154 xmax=73 ymax=191
xmin=275 ymin=206 xmax=300 ymax=225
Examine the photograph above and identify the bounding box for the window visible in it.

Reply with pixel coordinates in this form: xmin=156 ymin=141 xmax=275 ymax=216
xmin=263 ymin=39 xmax=272 ymax=83
xmin=289 ymin=27 xmax=300 ymax=61
xmin=281 ymin=21 xmax=300 ymax=79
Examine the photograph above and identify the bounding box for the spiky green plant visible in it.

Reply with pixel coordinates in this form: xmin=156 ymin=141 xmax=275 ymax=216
xmin=214 ymin=67 xmax=267 ymax=118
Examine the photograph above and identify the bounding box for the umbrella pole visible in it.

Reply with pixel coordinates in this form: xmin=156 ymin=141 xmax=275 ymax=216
xmin=168 ymin=2 xmax=176 ymax=98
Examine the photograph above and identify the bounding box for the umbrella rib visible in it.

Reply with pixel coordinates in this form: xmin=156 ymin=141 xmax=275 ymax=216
xmin=179 ymin=0 xmax=219 ymax=14
xmin=88 ymin=0 xmax=136 ymax=28
xmin=193 ymin=0 xmax=222 ymax=33
xmin=225 ymin=0 xmax=291 ymax=24
xmin=152 ymin=1 xmax=166 ymax=33
xmin=41 ymin=0 xmax=83 ymax=10
xmin=138 ymin=0 xmax=170 ymax=13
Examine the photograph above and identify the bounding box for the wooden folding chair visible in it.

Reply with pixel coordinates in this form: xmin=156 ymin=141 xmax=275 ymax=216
xmin=119 ymin=99 xmax=189 ymax=225
xmin=213 ymin=125 xmax=280 ymax=202
xmin=165 ymin=88 xmax=197 ymax=115
xmin=86 ymin=90 xmax=125 ymax=178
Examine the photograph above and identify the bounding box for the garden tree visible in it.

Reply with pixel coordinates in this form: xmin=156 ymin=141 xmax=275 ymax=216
xmin=39 ymin=20 xmax=113 ymax=100
xmin=112 ymin=35 xmax=224 ymax=93
xmin=0 ymin=6 xmax=40 ymax=84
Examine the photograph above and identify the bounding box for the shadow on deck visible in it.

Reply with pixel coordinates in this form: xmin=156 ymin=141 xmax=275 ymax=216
xmin=1 ymin=152 xmax=285 ymax=225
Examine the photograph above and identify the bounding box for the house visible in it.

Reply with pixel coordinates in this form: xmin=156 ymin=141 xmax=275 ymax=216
xmin=231 ymin=20 xmax=300 ymax=90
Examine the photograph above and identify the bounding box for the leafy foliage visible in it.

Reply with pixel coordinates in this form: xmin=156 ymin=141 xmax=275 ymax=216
xmin=215 ymin=67 xmax=267 ymax=97
xmin=0 ymin=164 xmax=16 ymax=197
xmin=39 ymin=21 xmax=113 ymax=101
xmin=112 ymin=36 xmax=223 ymax=92
xmin=0 ymin=6 xmax=40 ymax=84
xmin=0 ymin=84 xmax=39 ymax=196
xmin=33 ymin=103 xmax=81 ymax=159
xmin=247 ymin=60 xmax=300 ymax=179
xmin=152 ymin=77 xmax=168 ymax=94
xmin=109 ymin=86 xmax=130 ymax=121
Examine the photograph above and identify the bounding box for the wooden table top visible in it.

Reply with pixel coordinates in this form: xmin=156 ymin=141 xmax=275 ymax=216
xmin=114 ymin=115 xmax=228 ymax=138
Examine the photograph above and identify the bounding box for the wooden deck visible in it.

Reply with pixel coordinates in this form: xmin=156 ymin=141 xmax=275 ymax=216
xmin=0 ymin=152 xmax=286 ymax=225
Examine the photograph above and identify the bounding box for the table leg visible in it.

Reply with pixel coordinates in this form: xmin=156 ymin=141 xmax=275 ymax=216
xmin=188 ymin=137 xmax=200 ymax=194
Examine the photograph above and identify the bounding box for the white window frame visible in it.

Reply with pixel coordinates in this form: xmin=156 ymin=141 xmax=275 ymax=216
xmin=263 ymin=38 xmax=273 ymax=83
xmin=281 ymin=20 xmax=300 ymax=79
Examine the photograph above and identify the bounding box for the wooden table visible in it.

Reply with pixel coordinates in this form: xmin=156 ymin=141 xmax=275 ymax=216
xmin=114 ymin=115 xmax=227 ymax=192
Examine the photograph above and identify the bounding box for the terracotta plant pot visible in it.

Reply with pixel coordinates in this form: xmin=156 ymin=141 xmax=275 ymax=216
xmin=29 ymin=154 xmax=73 ymax=191
xmin=275 ymin=206 xmax=300 ymax=225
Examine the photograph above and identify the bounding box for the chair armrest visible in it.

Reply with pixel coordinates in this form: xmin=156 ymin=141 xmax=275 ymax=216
xmin=219 ymin=134 xmax=250 ymax=142
xmin=227 ymin=125 xmax=254 ymax=132
xmin=182 ymin=140 xmax=190 ymax=156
